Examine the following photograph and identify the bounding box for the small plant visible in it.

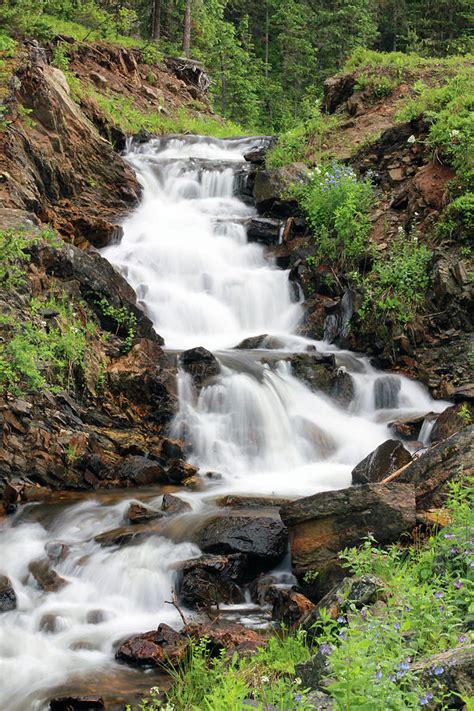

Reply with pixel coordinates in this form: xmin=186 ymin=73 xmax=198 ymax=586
xmin=297 ymin=161 xmax=374 ymax=271
xmin=96 ymin=297 xmax=136 ymax=351
xmin=141 ymin=43 xmax=164 ymax=66
xmin=51 ymin=42 xmax=70 ymax=71
xmin=458 ymin=403 xmax=472 ymax=426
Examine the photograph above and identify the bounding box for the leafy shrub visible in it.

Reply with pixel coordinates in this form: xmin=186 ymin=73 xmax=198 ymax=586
xmin=0 ymin=33 xmax=16 ymax=57
xmin=140 ymin=43 xmax=164 ymax=67
xmin=436 ymin=191 xmax=474 ymax=241
xmin=51 ymin=42 xmax=70 ymax=71
xmin=0 ymin=228 xmax=59 ymax=288
xmin=359 ymin=229 xmax=431 ymax=324
xmin=297 ymin=161 xmax=374 ymax=270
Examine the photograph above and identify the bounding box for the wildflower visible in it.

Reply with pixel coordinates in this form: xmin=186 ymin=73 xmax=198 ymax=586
xmin=390 ymin=675 xmax=397 ymax=682
xmin=439 ymin=606 xmax=445 ymax=612
xmin=400 ymin=661 xmax=410 ymax=671
xmin=450 ymin=129 xmax=460 ymax=138
xmin=458 ymin=635 xmax=466 ymax=643
xmin=295 ymin=677 xmax=302 ymax=686
xmin=394 ymin=622 xmax=401 ymax=631
xmin=444 ymin=533 xmax=454 ymax=539
xmin=339 ymin=631 xmax=346 ymax=640
xmin=426 ymin=692 xmax=433 ymax=701
xmin=294 ymin=694 xmax=302 ymax=702
xmin=454 ymin=580 xmax=464 ymax=589
xmin=376 ymin=671 xmax=382 ymax=680
xmin=434 ymin=592 xmax=443 ymax=599
xmin=320 ymin=643 xmax=332 ymax=655
xmin=360 ymin=608 xmax=367 ymax=619
xmin=451 ymin=547 xmax=460 ymax=555
xmin=419 ymin=697 xmax=429 ymax=706
xmin=433 ymin=666 xmax=444 ymax=676
xmin=261 ymin=675 xmax=270 ymax=683
xmin=470 ymin=561 xmax=474 ymax=568
xmin=337 ymin=616 xmax=347 ymax=624
xmin=407 ymin=135 xmax=416 ymax=144
xmin=150 ymin=687 xmax=160 ymax=695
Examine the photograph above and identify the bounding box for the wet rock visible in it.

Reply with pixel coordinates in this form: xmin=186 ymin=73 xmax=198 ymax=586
xmin=453 ymin=383 xmax=474 ymax=403
xmin=116 ymin=456 xmax=167 ymax=486
xmin=323 ymin=290 xmax=361 ymax=347
xmin=126 ymin=502 xmax=163 ymax=524
xmin=160 ymin=438 xmax=185 ymax=462
xmin=411 ymin=645 xmax=474 ymax=705
xmin=193 ymin=515 xmax=288 ymax=571
xmin=373 ymin=375 xmax=401 ymax=409
xmin=431 ymin=404 xmax=473 ymax=444
xmin=183 ymin=622 xmax=265 ymax=655
xmin=33 ymin=243 xmax=157 ymax=343
xmin=254 ymin=163 xmax=309 ymax=216
xmin=29 ymin=560 xmax=67 ymax=593
xmin=0 ymin=575 xmax=16 ymax=612
xmin=215 ymin=494 xmax=292 ymax=509
xmin=389 ymin=414 xmax=433 ymax=440
xmin=249 ymin=574 xmax=281 ymax=606
xmin=116 ymin=622 xmax=187 ymax=667
xmin=280 ymin=483 xmax=416 ymax=598
xmin=161 ymin=493 xmax=191 ymax=515
xmin=107 ymin=339 xmax=176 ymax=425
xmin=351 ymin=440 xmax=412 ymax=485
xmin=180 ymin=347 xmax=220 ymax=388
xmin=296 ymin=650 xmax=331 ymax=693
xmin=49 ymin=696 xmax=105 ymax=711
xmin=45 ymin=541 xmax=70 ymax=562
xmin=235 ymin=334 xmax=282 ymax=349
xmin=246 ymin=217 xmax=282 ymax=246
xmin=94 ymin=525 xmax=152 ymax=547
xmin=166 ymin=459 xmax=199 ymax=484
xmin=176 ymin=553 xmax=245 ymax=608
xmin=323 ymin=74 xmax=356 ymax=113
xmin=288 ymin=353 xmax=354 ymax=405
xmin=399 ymin=426 xmax=473 ymax=509
xmin=271 ymin=588 xmax=315 ymax=628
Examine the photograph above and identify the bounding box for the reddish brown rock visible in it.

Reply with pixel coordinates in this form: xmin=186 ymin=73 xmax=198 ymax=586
xmin=116 ymin=623 xmax=187 ymax=667
xmin=280 ymin=483 xmax=416 ymax=598
xmin=126 ymin=502 xmax=163 ymax=524
xmin=29 ymin=560 xmax=67 ymax=593
xmin=166 ymin=459 xmax=199 ymax=484
xmin=183 ymin=622 xmax=265 ymax=656
xmin=161 ymin=493 xmax=191 ymax=515
xmin=272 ymin=589 xmax=315 ymax=628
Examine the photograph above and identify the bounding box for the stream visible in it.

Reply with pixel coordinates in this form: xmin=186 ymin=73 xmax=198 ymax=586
xmin=0 ymin=136 xmax=449 ymax=710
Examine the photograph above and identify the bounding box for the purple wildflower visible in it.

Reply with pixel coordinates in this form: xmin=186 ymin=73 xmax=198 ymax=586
xmin=394 ymin=622 xmax=401 ymax=631
xmin=426 ymin=692 xmax=433 ymax=701
xmin=458 ymin=635 xmax=466 ymax=643
xmin=451 ymin=547 xmax=460 ymax=555
xmin=439 ymin=606 xmax=445 ymax=612
xmin=294 ymin=695 xmax=302 ymax=702
xmin=433 ymin=666 xmax=444 ymax=676
xmin=434 ymin=592 xmax=443 ymax=599
xmin=419 ymin=697 xmax=429 ymax=706
xmin=320 ymin=643 xmax=332 ymax=656
xmin=337 ymin=616 xmax=347 ymax=624
xmin=444 ymin=533 xmax=454 ymax=539
xmin=400 ymin=661 xmax=410 ymax=671
xmin=376 ymin=671 xmax=382 ymax=680
xmin=454 ymin=580 xmax=463 ymax=589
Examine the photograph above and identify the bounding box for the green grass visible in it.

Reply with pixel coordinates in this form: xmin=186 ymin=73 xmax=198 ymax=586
xmin=343 ymin=47 xmax=473 ymax=77
xmin=66 ymin=74 xmax=244 ymax=138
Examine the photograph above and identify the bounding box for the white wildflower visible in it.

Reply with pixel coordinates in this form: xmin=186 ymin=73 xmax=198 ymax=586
xmin=450 ymin=129 xmax=460 ymax=138
xmin=407 ymin=135 xmax=416 ymax=144
xmin=295 ymin=677 xmax=302 ymax=686
xmin=261 ymin=675 xmax=270 ymax=683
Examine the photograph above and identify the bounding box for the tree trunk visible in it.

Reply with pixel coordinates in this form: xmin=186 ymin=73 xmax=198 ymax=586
xmin=152 ymin=0 xmax=161 ymax=40
xmin=183 ymin=0 xmax=192 ymax=57
xmin=264 ymin=4 xmax=269 ymax=79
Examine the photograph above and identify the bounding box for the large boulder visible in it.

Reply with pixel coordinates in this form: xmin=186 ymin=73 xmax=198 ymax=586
xmin=245 ymin=217 xmax=282 ymax=246
xmin=193 ymin=515 xmax=288 ymax=571
xmin=280 ymin=483 xmax=416 ymax=598
xmin=351 ymin=440 xmax=412 ymax=485
xmin=399 ymin=425 xmax=473 ymax=509
xmin=180 ymin=347 xmax=220 ymax=388
xmin=183 ymin=622 xmax=265 ymax=656
xmin=116 ymin=456 xmax=167 ymax=486
xmin=431 ymin=404 xmax=473 ymax=444
xmin=126 ymin=502 xmax=163 ymax=524
xmin=253 ymin=164 xmax=309 ymax=216
xmin=176 ymin=553 xmax=246 ymax=608
xmin=0 ymin=575 xmax=16 ymax=612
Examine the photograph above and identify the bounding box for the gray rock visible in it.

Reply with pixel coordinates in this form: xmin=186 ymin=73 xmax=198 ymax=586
xmin=0 ymin=575 xmax=16 ymax=612
xmin=180 ymin=347 xmax=220 ymax=387
xmin=161 ymin=493 xmax=191 ymax=515
xmin=351 ymin=440 xmax=412 ymax=485
xmin=296 ymin=650 xmax=331 ymax=692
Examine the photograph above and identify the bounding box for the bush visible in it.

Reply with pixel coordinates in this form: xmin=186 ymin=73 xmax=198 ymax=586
xmin=359 ymin=229 xmax=431 ymax=325
xmin=298 ymin=161 xmax=374 ymax=270
xmin=436 ymin=191 xmax=474 ymax=242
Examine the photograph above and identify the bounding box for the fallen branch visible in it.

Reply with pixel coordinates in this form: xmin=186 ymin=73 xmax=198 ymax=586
xmin=165 ymin=590 xmax=188 ymax=626
xmin=380 ymin=460 xmax=412 ymax=484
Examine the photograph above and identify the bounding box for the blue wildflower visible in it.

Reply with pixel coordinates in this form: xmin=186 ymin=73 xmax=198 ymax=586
xmin=434 ymin=592 xmax=443 ymax=599
xmin=320 ymin=643 xmax=332 ymax=656
xmin=376 ymin=671 xmax=382 ymax=680
xmin=394 ymin=622 xmax=401 ymax=631
xmin=433 ymin=666 xmax=444 ymax=676
xmin=337 ymin=616 xmax=346 ymax=624
xmin=400 ymin=661 xmax=410 ymax=671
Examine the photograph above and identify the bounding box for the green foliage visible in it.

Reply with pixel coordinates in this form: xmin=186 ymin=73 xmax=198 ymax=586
xmin=355 ymin=72 xmax=397 ymax=97
xmin=0 ymin=33 xmax=16 ymax=56
xmin=95 ymin=297 xmax=136 ymax=352
xmin=311 ymin=478 xmax=473 ymax=710
xmin=396 ymin=68 xmax=474 ymax=187
xmin=51 ymin=42 xmax=70 ymax=71
xmin=458 ymin=403 xmax=472 ymax=426
xmin=266 ymin=102 xmax=339 ymax=167
xmin=131 ymin=632 xmax=311 ymax=710
xmin=0 ymin=228 xmax=59 ymax=288
xmin=297 ymin=162 xmax=374 ymax=270
xmin=0 ymin=296 xmax=97 ymax=394
xmin=436 ymin=191 xmax=474 ymax=242
xmin=359 ymin=229 xmax=431 ymax=325
xmin=140 ymin=43 xmax=164 ymax=67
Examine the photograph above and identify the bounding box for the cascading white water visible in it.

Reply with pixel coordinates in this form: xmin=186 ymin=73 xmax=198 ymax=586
xmin=0 ymin=135 xmax=449 ymax=710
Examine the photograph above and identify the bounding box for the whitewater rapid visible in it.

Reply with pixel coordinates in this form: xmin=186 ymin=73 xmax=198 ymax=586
xmin=0 ymin=135 xmax=449 ymax=710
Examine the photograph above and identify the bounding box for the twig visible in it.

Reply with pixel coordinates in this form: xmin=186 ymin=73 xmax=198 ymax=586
xmin=380 ymin=460 xmax=413 ymax=484
xmin=164 ymin=590 xmax=188 ymax=626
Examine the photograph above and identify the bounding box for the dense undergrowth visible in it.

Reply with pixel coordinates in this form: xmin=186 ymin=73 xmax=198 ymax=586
xmin=132 ymin=479 xmax=473 ymax=710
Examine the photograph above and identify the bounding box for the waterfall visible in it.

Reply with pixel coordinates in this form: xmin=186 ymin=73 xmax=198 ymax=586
xmin=0 ymin=135 xmax=449 ymax=710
